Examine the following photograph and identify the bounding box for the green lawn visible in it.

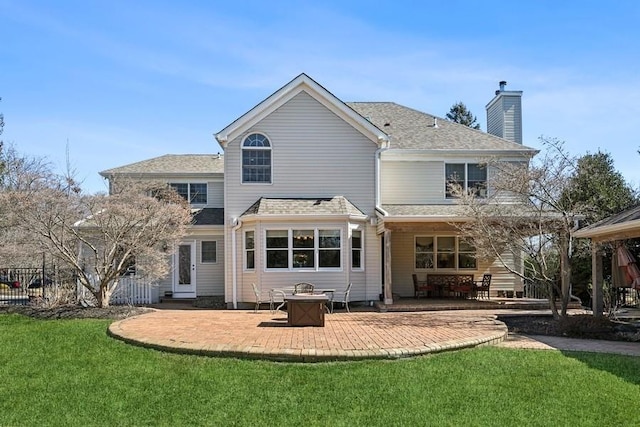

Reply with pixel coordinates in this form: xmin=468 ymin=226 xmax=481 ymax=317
xmin=1 ymin=313 xmax=639 ymax=426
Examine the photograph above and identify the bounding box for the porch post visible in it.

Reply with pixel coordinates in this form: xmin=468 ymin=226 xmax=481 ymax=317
xmin=383 ymin=229 xmax=393 ymax=305
xmin=591 ymin=242 xmax=604 ymax=318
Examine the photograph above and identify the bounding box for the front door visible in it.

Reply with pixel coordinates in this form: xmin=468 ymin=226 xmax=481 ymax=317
xmin=173 ymin=241 xmax=196 ymax=298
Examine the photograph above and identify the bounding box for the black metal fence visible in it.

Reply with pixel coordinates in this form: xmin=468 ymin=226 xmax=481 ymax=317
xmin=0 ymin=267 xmax=77 ymax=306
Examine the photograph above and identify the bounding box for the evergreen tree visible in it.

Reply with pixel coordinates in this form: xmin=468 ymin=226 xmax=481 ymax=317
xmin=446 ymin=101 xmax=480 ymax=129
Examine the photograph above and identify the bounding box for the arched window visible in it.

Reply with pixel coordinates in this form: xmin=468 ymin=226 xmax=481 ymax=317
xmin=242 ymin=133 xmax=271 ymax=183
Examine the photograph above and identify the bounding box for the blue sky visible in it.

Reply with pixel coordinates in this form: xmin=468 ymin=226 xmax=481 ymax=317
xmin=1 ymin=0 xmax=639 ymax=194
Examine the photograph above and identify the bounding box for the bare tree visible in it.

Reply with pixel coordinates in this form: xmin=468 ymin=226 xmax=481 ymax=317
xmin=451 ymin=137 xmax=579 ymax=318
xmin=3 ymin=176 xmax=193 ymax=307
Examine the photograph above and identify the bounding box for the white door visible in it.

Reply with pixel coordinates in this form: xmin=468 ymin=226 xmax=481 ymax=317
xmin=173 ymin=241 xmax=196 ymax=297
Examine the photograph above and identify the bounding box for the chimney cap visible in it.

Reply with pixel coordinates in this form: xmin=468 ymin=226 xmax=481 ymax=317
xmin=499 ymin=81 xmax=507 ymax=91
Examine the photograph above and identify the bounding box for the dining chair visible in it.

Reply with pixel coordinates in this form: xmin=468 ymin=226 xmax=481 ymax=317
xmin=293 ymin=282 xmax=315 ymax=295
xmin=334 ymin=282 xmax=353 ymax=312
xmin=250 ymin=282 xmax=263 ymax=312
xmin=474 ymin=274 xmax=492 ymax=299
xmin=412 ymin=274 xmax=436 ymax=298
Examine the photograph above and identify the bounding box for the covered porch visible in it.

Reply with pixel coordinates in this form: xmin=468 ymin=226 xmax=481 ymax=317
xmin=376 ymin=206 xmax=524 ymax=305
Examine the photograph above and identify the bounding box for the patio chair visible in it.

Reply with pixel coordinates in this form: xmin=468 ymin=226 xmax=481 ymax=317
xmin=333 ymin=282 xmax=353 ymax=312
xmin=412 ymin=274 xmax=436 ymax=298
xmin=250 ymin=283 xmax=264 ymax=312
xmin=450 ymin=275 xmax=474 ymax=299
xmin=474 ymin=274 xmax=492 ymax=299
xmin=293 ymin=282 xmax=315 ymax=295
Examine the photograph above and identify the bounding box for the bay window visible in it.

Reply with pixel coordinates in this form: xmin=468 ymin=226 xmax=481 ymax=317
xmin=265 ymin=228 xmax=342 ymax=270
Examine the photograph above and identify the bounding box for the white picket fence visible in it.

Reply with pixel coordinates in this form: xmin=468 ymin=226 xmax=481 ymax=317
xmin=78 ymin=275 xmax=159 ymax=306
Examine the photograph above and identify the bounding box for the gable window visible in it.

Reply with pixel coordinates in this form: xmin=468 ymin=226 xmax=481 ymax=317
xmin=242 ymin=133 xmax=272 ymax=183
xmin=169 ymin=183 xmax=208 ymax=204
xmin=445 ymin=163 xmax=487 ymax=198
xmin=245 ymin=231 xmax=255 ymax=270
xmin=201 ymin=241 xmax=217 ymax=263
xmin=265 ymin=228 xmax=342 ymax=270
xmin=351 ymin=230 xmax=363 ymax=270
xmin=415 ymin=236 xmax=476 ymax=270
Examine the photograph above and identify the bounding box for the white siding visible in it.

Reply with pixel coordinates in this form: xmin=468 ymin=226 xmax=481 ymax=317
xmin=195 ymin=236 xmax=225 ymax=295
xmin=224 ymin=91 xmax=380 ymax=304
xmin=486 ymin=95 xmax=522 ymax=144
xmin=381 ymin=161 xmax=444 ymax=204
xmin=207 ymin=181 xmax=224 ymax=208
xmin=486 ymin=102 xmax=504 ymax=139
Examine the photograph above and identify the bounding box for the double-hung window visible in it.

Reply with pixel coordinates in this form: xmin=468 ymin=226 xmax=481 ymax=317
xmin=265 ymin=228 xmax=342 ymax=270
xmin=242 ymin=133 xmax=272 ymax=183
xmin=445 ymin=163 xmax=487 ymax=198
xmin=415 ymin=236 xmax=476 ymax=270
xmin=169 ymin=183 xmax=208 ymax=204
xmin=201 ymin=241 xmax=217 ymax=263
xmin=351 ymin=230 xmax=363 ymax=269
xmin=245 ymin=231 xmax=255 ymax=270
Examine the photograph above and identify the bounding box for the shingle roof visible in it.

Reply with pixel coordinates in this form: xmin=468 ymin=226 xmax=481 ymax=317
xmin=574 ymin=205 xmax=640 ymax=239
xmin=100 ymin=154 xmax=224 ymax=176
xmin=242 ymin=197 xmax=365 ymax=217
xmin=346 ymin=102 xmax=536 ymax=152
xmin=192 ymin=208 xmax=225 ymax=226
xmin=381 ymin=204 xmax=469 ymax=218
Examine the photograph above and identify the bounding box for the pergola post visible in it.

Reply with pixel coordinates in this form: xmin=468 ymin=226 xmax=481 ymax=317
xmin=591 ymin=243 xmax=604 ymax=318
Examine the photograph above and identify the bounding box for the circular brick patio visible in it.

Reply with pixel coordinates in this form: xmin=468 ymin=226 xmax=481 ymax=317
xmin=108 ymin=309 xmax=508 ymax=362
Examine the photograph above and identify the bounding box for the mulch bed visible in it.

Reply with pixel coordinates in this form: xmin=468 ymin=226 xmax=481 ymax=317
xmin=0 ymin=304 xmax=152 ymax=320
xmin=498 ymin=314 xmax=640 ymax=342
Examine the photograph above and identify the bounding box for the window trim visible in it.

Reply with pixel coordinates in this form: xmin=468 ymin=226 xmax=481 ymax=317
xmin=241 ymin=132 xmax=272 ymax=184
xmin=445 ymin=163 xmax=487 ymax=199
xmin=264 ymin=228 xmax=343 ymax=272
xmin=414 ymin=235 xmax=477 ymax=271
xmin=201 ymin=241 xmax=217 ymax=264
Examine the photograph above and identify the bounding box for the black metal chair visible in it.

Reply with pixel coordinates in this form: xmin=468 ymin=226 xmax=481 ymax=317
xmin=474 ymin=274 xmax=492 ymax=299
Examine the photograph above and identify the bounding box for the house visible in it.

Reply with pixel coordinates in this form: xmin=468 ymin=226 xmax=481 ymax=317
xmin=100 ymin=74 xmax=537 ymax=308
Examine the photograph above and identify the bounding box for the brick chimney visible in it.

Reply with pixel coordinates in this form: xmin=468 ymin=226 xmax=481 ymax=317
xmin=485 ymin=81 xmax=523 ymax=144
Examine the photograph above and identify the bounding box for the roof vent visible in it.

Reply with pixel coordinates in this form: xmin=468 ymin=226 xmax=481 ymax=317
xmin=433 ymin=117 xmax=438 ymax=128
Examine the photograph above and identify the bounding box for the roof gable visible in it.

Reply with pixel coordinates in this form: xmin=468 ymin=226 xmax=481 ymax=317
xmin=215 ymin=73 xmax=388 ymax=148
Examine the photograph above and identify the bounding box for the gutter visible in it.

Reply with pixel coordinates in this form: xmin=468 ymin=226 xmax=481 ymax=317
xmin=231 ymin=217 xmax=242 ymax=309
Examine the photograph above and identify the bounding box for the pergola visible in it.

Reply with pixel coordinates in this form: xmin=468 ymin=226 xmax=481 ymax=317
xmin=573 ymin=205 xmax=640 ymax=317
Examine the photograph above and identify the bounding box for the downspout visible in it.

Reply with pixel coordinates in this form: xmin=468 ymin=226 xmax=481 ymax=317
xmin=231 ymin=217 xmax=242 ymax=309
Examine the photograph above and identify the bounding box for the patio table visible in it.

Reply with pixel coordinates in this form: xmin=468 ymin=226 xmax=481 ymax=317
xmin=285 ymin=294 xmax=329 ymax=327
